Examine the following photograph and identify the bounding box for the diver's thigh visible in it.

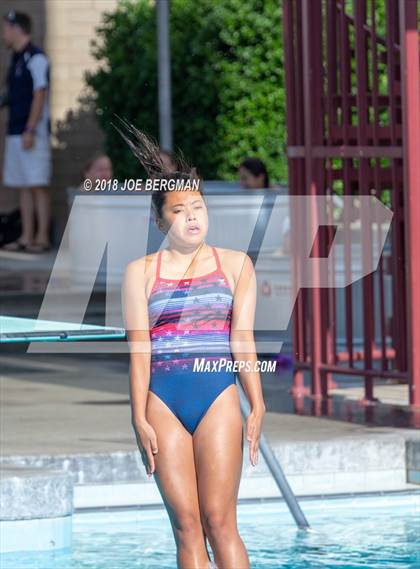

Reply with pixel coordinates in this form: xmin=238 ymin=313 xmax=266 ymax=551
xmin=146 ymin=392 xmax=202 ymax=528
xmin=192 ymin=384 xmax=244 ymax=515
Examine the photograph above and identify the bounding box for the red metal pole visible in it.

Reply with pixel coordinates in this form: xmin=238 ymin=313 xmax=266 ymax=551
xmin=284 ymin=0 xmax=309 ymax=398
xmin=302 ymin=0 xmax=323 ymax=400
xmin=339 ymin=0 xmax=355 ymax=370
xmin=325 ymin=0 xmax=339 ymax=390
xmin=387 ymin=0 xmax=406 ymax=375
xmin=354 ymin=0 xmax=377 ymax=404
xmin=371 ymin=0 xmax=388 ymax=374
xmin=399 ymin=0 xmax=420 ymax=409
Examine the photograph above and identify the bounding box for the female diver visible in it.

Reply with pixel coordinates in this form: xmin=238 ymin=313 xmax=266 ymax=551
xmin=121 ymin=125 xmax=266 ymax=569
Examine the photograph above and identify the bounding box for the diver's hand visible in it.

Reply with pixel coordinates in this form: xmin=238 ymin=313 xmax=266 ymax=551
xmin=246 ymin=407 xmax=265 ymax=466
xmin=132 ymin=419 xmax=159 ymax=477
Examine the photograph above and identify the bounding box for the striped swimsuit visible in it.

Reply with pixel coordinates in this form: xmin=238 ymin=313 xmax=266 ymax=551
xmin=147 ymin=245 xmax=237 ymax=434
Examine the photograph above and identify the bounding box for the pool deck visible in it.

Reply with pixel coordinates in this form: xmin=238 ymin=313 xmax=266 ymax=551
xmin=1 ymin=247 xmax=419 ymax=514
xmin=1 ymin=349 xmax=419 ymax=510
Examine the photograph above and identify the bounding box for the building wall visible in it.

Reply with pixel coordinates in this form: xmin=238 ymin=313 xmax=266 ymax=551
xmin=0 ymin=0 xmax=119 ymax=240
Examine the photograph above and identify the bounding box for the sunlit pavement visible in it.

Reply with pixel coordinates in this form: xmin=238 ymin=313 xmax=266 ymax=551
xmin=1 ymin=247 xmax=418 ymax=502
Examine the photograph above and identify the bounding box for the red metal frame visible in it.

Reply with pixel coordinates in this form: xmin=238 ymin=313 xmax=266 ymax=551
xmin=283 ymin=0 xmax=420 ymax=416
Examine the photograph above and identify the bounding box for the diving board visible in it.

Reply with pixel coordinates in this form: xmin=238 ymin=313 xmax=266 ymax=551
xmin=0 ymin=316 xmax=126 ymax=343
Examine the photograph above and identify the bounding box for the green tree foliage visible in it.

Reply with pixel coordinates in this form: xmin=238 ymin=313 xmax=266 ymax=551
xmin=86 ymin=0 xmax=287 ymax=182
xmin=87 ymin=0 xmax=158 ymax=179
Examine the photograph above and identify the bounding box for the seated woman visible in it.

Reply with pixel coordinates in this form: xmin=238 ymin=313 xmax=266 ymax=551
xmin=66 ymin=152 xmax=113 ymax=208
xmin=238 ymin=157 xmax=270 ymax=189
xmin=83 ymin=153 xmax=113 ymax=184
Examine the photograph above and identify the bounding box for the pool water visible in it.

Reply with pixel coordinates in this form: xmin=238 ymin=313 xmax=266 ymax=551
xmin=1 ymin=492 xmax=419 ymax=568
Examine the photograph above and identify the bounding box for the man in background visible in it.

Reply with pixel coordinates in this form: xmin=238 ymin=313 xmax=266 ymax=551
xmin=1 ymin=10 xmax=52 ymax=253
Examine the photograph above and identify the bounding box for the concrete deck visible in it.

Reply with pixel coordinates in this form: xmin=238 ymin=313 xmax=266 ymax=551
xmin=1 ymin=246 xmax=419 ymax=511
xmin=1 ymin=348 xmax=418 ymax=509
xmin=1 ymin=350 xmax=417 ymax=455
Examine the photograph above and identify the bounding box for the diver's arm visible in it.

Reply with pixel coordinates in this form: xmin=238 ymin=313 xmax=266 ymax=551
xmin=230 ymin=252 xmax=266 ymax=414
xmin=122 ymin=259 xmax=152 ymax=425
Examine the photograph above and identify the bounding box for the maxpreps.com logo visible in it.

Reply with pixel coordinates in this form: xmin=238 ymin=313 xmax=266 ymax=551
xmin=193 ymin=358 xmax=277 ymax=373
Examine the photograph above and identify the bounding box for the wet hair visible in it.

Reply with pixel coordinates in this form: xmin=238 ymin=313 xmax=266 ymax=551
xmin=159 ymin=149 xmax=177 ymax=170
xmin=113 ymin=118 xmax=203 ymax=220
xmin=239 ymin=157 xmax=270 ymax=188
xmin=3 ymin=10 xmax=32 ymax=35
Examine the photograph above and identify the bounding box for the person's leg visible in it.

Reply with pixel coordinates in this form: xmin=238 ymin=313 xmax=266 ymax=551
xmin=19 ymin=187 xmax=35 ymax=243
xmin=145 ymin=391 xmax=212 ymax=569
xmin=22 ymin=131 xmax=52 ymax=252
xmin=193 ymin=383 xmax=250 ymax=569
xmin=31 ymin=185 xmax=51 ymax=247
xmin=2 ymin=134 xmax=36 ymax=250
xmin=2 ymin=187 xmax=35 ymax=249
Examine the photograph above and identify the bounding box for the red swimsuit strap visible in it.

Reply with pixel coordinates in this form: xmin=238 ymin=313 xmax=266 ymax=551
xmin=148 ymin=250 xmax=162 ymax=295
xmin=155 ymin=245 xmax=221 ymax=282
xmin=156 ymin=249 xmax=162 ymax=280
xmin=211 ymin=246 xmax=222 ymax=272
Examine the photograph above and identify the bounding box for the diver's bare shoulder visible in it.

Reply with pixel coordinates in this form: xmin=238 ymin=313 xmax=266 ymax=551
xmin=123 ymin=252 xmax=160 ymax=301
xmin=213 ymin=247 xmax=253 ymax=294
